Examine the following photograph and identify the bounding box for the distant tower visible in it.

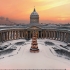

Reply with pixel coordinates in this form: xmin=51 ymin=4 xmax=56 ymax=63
xmin=30 ymin=7 xmax=39 ymax=24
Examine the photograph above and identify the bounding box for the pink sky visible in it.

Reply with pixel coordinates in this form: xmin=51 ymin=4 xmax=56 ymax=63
xmin=0 ymin=0 xmax=70 ymax=24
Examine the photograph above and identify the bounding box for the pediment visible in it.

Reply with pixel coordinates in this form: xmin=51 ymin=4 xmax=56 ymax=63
xmin=28 ymin=26 xmax=41 ymax=29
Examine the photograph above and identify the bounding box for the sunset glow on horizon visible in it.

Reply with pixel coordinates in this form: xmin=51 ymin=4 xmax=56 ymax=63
xmin=0 ymin=0 xmax=70 ymax=23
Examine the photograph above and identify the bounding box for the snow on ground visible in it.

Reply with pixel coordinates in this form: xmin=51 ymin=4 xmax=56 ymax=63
xmin=0 ymin=39 xmax=70 ymax=70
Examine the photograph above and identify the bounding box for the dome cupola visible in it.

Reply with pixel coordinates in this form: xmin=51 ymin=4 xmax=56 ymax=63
xmin=30 ymin=7 xmax=39 ymax=24
xmin=30 ymin=8 xmax=39 ymax=16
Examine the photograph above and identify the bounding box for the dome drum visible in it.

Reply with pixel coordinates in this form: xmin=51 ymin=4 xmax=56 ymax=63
xmin=30 ymin=16 xmax=39 ymax=19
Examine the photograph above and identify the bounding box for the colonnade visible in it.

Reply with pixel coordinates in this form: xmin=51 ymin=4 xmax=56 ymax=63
xmin=0 ymin=29 xmax=70 ymax=43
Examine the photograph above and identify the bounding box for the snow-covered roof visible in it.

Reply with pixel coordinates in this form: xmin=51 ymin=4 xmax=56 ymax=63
xmin=0 ymin=24 xmax=70 ymax=32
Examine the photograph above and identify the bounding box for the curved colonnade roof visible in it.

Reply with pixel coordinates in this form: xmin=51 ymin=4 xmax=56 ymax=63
xmin=0 ymin=24 xmax=70 ymax=32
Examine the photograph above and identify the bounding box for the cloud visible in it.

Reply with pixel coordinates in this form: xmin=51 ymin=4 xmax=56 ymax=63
xmin=31 ymin=0 xmax=53 ymax=2
xmin=36 ymin=0 xmax=70 ymax=11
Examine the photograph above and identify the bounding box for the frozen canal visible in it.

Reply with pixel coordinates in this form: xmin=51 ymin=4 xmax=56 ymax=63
xmin=0 ymin=39 xmax=70 ymax=70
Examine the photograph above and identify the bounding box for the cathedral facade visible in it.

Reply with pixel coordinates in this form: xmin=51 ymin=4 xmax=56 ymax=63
xmin=0 ymin=8 xmax=70 ymax=43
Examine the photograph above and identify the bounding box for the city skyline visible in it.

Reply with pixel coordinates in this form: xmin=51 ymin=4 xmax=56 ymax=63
xmin=0 ymin=0 xmax=70 ymax=24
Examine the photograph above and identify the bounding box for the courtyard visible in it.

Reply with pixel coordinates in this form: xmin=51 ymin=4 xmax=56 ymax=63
xmin=0 ymin=39 xmax=70 ymax=69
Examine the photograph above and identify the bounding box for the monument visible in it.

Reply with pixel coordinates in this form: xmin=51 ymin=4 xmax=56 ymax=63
xmin=30 ymin=31 xmax=39 ymax=53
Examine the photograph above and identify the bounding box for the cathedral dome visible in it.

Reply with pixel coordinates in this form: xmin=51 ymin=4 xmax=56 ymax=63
xmin=30 ymin=8 xmax=39 ymax=16
xmin=30 ymin=8 xmax=39 ymax=24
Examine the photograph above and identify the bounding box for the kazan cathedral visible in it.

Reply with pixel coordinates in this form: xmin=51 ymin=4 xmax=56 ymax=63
xmin=0 ymin=8 xmax=70 ymax=43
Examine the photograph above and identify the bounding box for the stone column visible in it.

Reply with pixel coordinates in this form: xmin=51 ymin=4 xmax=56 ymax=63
xmin=24 ymin=31 xmax=27 ymax=39
xmin=0 ymin=33 xmax=2 ymax=42
xmin=66 ymin=32 xmax=70 ymax=43
xmin=10 ymin=31 xmax=11 ymax=40
xmin=51 ymin=31 xmax=53 ymax=39
xmin=18 ymin=31 xmax=20 ymax=39
xmin=8 ymin=31 xmax=10 ymax=40
xmin=62 ymin=32 xmax=64 ymax=41
xmin=1 ymin=32 xmax=3 ymax=42
xmin=59 ymin=32 xmax=61 ymax=41
xmin=42 ymin=31 xmax=43 ymax=38
xmin=23 ymin=31 xmax=24 ymax=38
xmin=55 ymin=31 xmax=57 ymax=40
xmin=46 ymin=31 xmax=47 ymax=39
xmin=51 ymin=31 xmax=52 ymax=39
xmin=8 ymin=31 xmax=9 ymax=40
xmin=13 ymin=31 xmax=15 ymax=40
xmin=11 ymin=31 xmax=12 ymax=40
xmin=20 ymin=31 xmax=22 ymax=39
xmin=40 ymin=31 xmax=42 ymax=39
xmin=18 ymin=30 xmax=19 ymax=39
xmin=58 ymin=32 xmax=60 ymax=41
xmin=50 ymin=31 xmax=52 ymax=39
xmin=12 ymin=31 xmax=14 ymax=40
xmin=64 ymin=33 xmax=66 ymax=42
xmin=52 ymin=31 xmax=53 ymax=39
xmin=14 ymin=31 xmax=16 ymax=39
xmin=27 ymin=31 xmax=28 ymax=39
xmin=21 ymin=31 xmax=23 ymax=38
xmin=29 ymin=31 xmax=31 ymax=39
xmin=49 ymin=31 xmax=50 ymax=39
xmin=57 ymin=31 xmax=59 ymax=40
xmin=5 ymin=32 xmax=7 ymax=41
xmin=0 ymin=33 xmax=1 ymax=42
xmin=45 ymin=30 xmax=46 ymax=38
xmin=16 ymin=31 xmax=17 ymax=39
xmin=53 ymin=31 xmax=56 ymax=40
xmin=47 ymin=31 xmax=49 ymax=39
xmin=6 ymin=32 xmax=8 ymax=41
xmin=60 ymin=32 xmax=61 ymax=41
xmin=61 ymin=32 xmax=63 ymax=41
xmin=43 ymin=31 xmax=45 ymax=38
xmin=37 ymin=31 xmax=39 ymax=38
xmin=55 ymin=32 xmax=57 ymax=40
xmin=10 ymin=31 xmax=12 ymax=40
xmin=43 ymin=31 xmax=44 ymax=39
xmin=21 ymin=31 xmax=23 ymax=39
xmin=24 ymin=31 xmax=25 ymax=39
xmin=14 ymin=31 xmax=16 ymax=40
xmin=19 ymin=30 xmax=21 ymax=39
xmin=3 ymin=32 xmax=5 ymax=41
xmin=17 ymin=31 xmax=19 ymax=39
xmin=41 ymin=31 xmax=42 ymax=39
xmin=66 ymin=33 xmax=68 ymax=43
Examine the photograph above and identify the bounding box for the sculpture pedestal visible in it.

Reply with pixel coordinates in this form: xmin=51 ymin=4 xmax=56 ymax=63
xmin=30 ymin=48 xmax=39 ymax=53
